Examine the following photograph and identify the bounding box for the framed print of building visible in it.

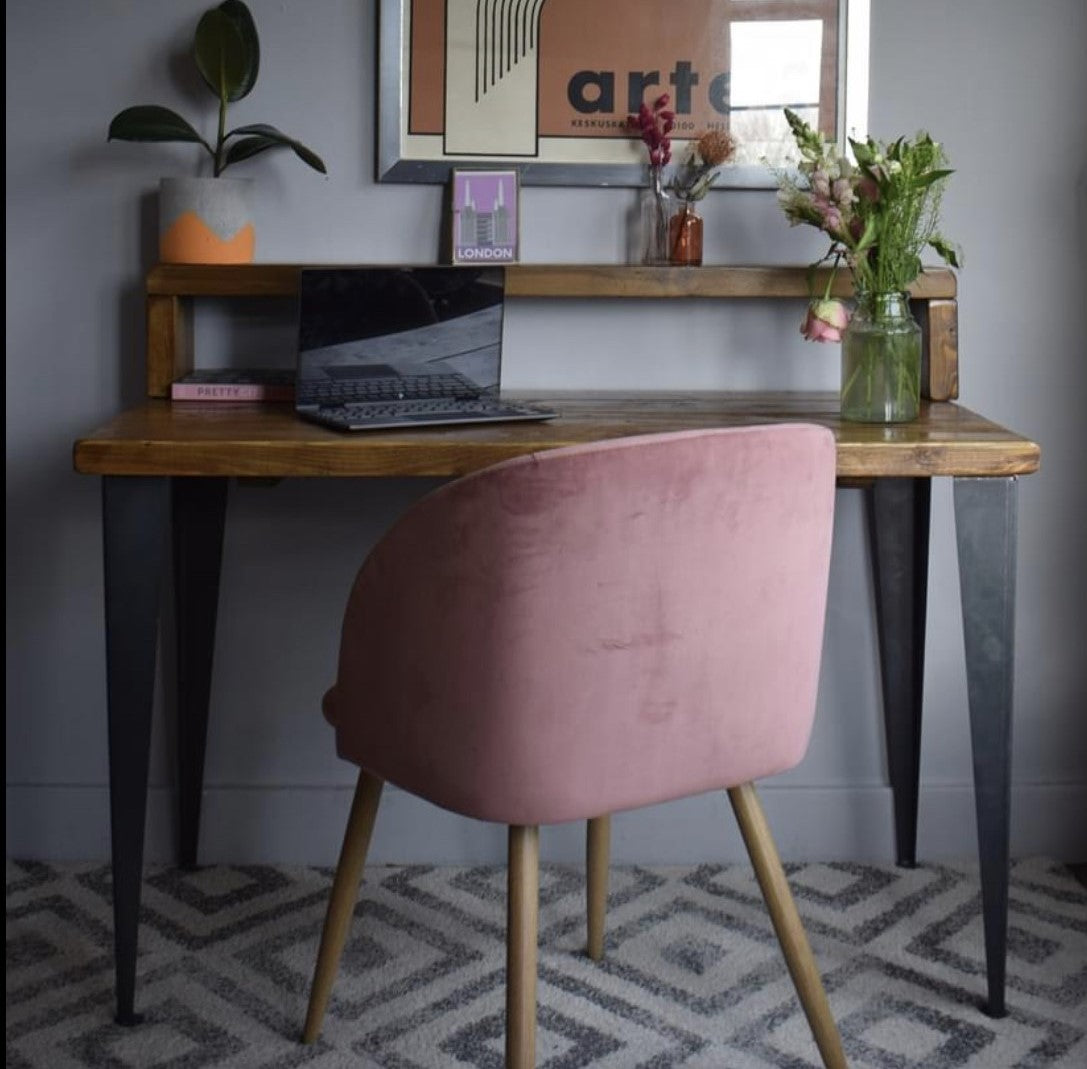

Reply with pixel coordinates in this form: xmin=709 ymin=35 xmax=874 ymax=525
xmin=450 ymin=170 xmax=520 ymax=263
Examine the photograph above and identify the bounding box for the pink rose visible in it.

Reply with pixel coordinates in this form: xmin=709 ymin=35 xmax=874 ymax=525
xmin=801 ymin=299 xmax=851 ymax=343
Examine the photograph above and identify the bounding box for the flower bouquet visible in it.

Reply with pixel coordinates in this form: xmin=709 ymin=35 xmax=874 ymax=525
xmin=667 ymin=130 xmax=738 ymax=264
xmin=627 ymin=94 xmax=676 ymax=264
xmin=776 ymin=109 xmax=960 ymax=421
xmin=627 ymin=99 xmax=740 ymax=265
xmin=670 ymin=130 xmax=738 ymax=204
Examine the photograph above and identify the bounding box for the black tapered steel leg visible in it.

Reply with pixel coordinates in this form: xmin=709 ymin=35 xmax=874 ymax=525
xmin=172 ymin=477 xmax=228 ymax=870
xmin=103 ymin=476 xmax=171 ymax=1025
xmin=955 ymin=476 xmax=1017 ymax=1019
xmin=867 ymin=477 xmax=931 ymax=867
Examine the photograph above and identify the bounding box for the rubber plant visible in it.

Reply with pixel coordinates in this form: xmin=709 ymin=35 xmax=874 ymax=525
xmin=108 ymin=0 xmax=326 ymax=176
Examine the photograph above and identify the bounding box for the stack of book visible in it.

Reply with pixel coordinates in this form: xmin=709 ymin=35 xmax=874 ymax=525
xmin=170 ymin=369 xmax=295 ymax=402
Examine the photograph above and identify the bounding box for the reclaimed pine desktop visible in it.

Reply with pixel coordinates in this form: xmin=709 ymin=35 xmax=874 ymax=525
xmin=74 ymin=264 xmax=1039 ymax=1026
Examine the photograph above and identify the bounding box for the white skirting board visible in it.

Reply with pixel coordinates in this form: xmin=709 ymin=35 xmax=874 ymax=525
xmin=7 ymin=782 xmax=1087 ymax=865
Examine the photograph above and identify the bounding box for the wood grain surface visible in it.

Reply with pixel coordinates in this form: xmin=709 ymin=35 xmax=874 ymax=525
xmin=74 ymin=394 xmax=1039 ymax=480
xmin=146 ymin=263 xmax=957 ymax=300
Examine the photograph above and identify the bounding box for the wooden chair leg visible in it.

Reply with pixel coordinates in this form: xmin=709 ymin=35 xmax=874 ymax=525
xmin=728 ymin=783 xmax=848 ymax=1069
xmin=506 ymin=825 xmax=539 ymax=1069
xmin=302 ymin=770 xmax=384 ymax=1044
xmin=586 ymin=815 xmax=610 ymax=961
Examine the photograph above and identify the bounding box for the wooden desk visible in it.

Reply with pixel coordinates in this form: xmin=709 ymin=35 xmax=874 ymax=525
xmin=75 ymin=394 xmax=1039 ymax=1026
xmin=74 ymin=264 xmax=1038 ymax=1026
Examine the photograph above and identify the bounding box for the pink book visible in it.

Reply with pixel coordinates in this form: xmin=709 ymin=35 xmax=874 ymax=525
xmin=170 ymin=369 xmax=295 ymax=402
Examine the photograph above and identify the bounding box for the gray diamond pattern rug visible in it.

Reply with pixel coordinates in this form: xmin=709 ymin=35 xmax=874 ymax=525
xmin=6 ymin=858 xmax=1086 ymax=1067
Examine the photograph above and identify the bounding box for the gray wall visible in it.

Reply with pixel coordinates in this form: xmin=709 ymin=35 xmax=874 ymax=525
xmin=6 ymin=0 xmax=1086 ymax=866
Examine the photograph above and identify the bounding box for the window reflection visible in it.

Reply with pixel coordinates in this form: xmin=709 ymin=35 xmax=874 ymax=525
xmin=731 ymin=19 xmax=826 ymax=166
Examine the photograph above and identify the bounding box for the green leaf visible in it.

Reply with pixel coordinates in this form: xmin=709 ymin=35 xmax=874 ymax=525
xmin=929 ymin=235 xmax=962 ymax=268
xmin=784 ymin=108 xmax=805 ymax=138
xmin=224 ymin=124 xmax=327 ymax=174
xmin=849 ymin=138 xmax=875 ymax=166
xmin=217 ymin=0 xmax=259 ymax=98
xmin=783 ymin=107 xmax=823 ymax=157
xmin=687 ymin=170 xmax=718 ymax=200
xmin=195 ymin=1 xmax=258 ymax=103
xmin=853 ymin=215 xmax=879 ymax=253
xmin=913 ymin=168 xmax=954 ymax=189
xmin=108 ymin=105 xmax=210 ymax=151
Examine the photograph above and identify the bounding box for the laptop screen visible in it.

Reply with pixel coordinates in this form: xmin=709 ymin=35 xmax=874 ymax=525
xmin=297 ymin=266 xmax=505 ymax=406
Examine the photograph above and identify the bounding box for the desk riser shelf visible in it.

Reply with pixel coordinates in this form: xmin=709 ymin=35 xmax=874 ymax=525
xmin=146 ymin=264 xmax=957 ymax=300
xmin=143 ymin=264 xmax=960 ymax=403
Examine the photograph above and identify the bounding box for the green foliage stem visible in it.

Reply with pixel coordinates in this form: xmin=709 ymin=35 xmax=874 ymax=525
xmin=107 ymin=0 xmax=325 ymax=178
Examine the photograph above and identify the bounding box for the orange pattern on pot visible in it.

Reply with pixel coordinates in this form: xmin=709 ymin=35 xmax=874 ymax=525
xmin=160 ymin=212 xmax=256 ymax=264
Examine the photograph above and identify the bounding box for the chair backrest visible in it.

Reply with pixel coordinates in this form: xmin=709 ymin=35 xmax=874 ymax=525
xmin=324 ymin=424 xmax=836 ymax=825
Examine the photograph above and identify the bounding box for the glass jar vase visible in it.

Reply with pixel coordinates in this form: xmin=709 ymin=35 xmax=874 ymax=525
xmin=668 ymin=201 xmax=703 ymax=265
xmin=840 ymin=293 xmax=922 ymax=423
xmin=640 ymin=166 xmax=678 ymax=265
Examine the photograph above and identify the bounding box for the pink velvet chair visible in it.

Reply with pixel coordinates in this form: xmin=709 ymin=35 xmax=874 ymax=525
xmin=303 ymin=425 xmax=846 ymax=1068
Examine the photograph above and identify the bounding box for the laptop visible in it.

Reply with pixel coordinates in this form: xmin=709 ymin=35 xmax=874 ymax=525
xmin=295 ymin=266 xmax=556 ymax=431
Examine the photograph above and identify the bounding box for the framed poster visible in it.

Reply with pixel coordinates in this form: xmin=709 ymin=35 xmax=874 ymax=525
xmin=378 ymin=0 xmax=869 ymax=187
xmin=449 ymin=169 xmax=520 ymax=263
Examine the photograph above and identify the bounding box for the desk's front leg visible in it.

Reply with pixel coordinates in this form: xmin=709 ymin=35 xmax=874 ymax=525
xmin=866 ymin=478 xmax=931 ymax=867
xmin=102 ymin=476 xmax=170 ymax=1025
xmin=172 ymin=477 xmax=228 ymax=870
xmin=954 ymin=476 xmax=1017 ymax=1019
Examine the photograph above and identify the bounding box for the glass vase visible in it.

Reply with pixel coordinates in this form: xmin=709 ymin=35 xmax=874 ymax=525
xmin=840 ymin=293 xmax=922 ymax=423
xmin=668 ymin=201 xmax=703 ymax=265
xmin=640 ymin=167 xmax=677 ymax=265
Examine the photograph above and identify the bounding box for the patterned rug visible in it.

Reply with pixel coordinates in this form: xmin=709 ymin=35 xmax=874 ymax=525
xmin=6 ymin=857 xmax=1086 ymax=1068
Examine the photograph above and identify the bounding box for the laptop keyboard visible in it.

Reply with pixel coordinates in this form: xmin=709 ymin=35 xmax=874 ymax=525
xmin=329 ymin=398 xmax=514 ymax=418
xmin=312 ymin=397 xmax=553 ymax=428
xmin=300 ymin=374 xmax=479 ymax=405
